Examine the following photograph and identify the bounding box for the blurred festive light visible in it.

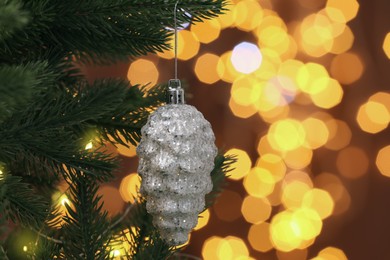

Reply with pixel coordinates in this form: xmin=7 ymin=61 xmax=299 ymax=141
xmin=330 ymin=25 xmax=354 ymax=54
xmin=177 ymin=30 xmax=200 ymax=60
xmin=369 ymin=92 xmax=390 ymax=112
xmin=257 ymin=135 xmax=280 ymax=156
xmin=217 ymin=51 xmax=241 ymax=83
xmin=302 ymin=117 xmax=329 ymax=149
xmin=383 ymin=33 xmax=390 ymax=59
xmin=220 ymin=236 xmax=251 ymax=259
xmin=325 ymin=119 xmax=352 ymax=150
xmin=310 ymin=78 xmax=343 ymax=109
xmin=241 ymin=195 xmax=272 ymax=224
xmin=119 ymin=173 xmax=140 ymax=203
xmin=356 ymin=101 xmax=390 ymax=133
xmin=213 ymin=190 xmax=243 ymax=222
xmin=268 ymin=119 xmax=306 ymax=151
xmin=231 ymin=42 xmax=263 ymax=74
xmin=224 ymin=148 xmax=252 ymax=180
xmin=270 ymin=208 xmax=322 ymax=252
xmin=299 ymin=13 xmax=334 ymax=57
xmin=254 ymin=11 xmax=287 ymax=35
xmin=61 ymin=196 xmax=70 ymax=206
xmin=254 ymin=48 xmax=281 ymax=80
xmin=276 ymin=249 xmax=308 ymax=260
xmin=228 ymin=98 xmax=258 ymax=118
xmin=244 ymin=167 xmax=276 ymax=198
xmin=248 ymin=222 xmax=273 ymax=252
xmin=264 ymin=76 xmax=297 ymax=106
xmin=231 ymin=76 xmax=262 ymax=106
xmin=98 ymin=185 xmax=124 ymax=216
xmin=330 ymin=52 xmax=364 ymax=84
xmin=336 ymin=146 xmax=369 ymax=179
xmin=282 ymin=145 xmax=313 ymax=169
xmin=302 ymin=188 xmax=334 ymax=219
xmin=255 ymin=153 xmax=286 ymax=182
xmin=22 ymin=246 xmax=28 ymax=252
xmin=282 ymin=179 xmax=312 ymax=209
xmin=233 ymin=0 xmax=263 ymax=32
xmin=191 ymin=18 xmax=221 ymax=44
xmin=195 ymin=53 xmax=220 ymax=84
xmin=216 ymin=0 xmax=235 ymax=29
xmin=127 ymin=59 xmax=159 ymax=86
xmin=258 ymin=105 xmax=290 ymax=124
xmin=316 ymin=246 xmax=348 ymax=260
xmin=267 ymin=181 xmax=283 ymax=206
xmin=194 ymin=209 xmax=210 ymax=231
xmin=257 ymin=25 xmax=291 ymax=57
xmin=85 ymin=141 xmax=93 ymax=150
xmin=296 ymin=62 xmax=329 ymax=94
xmin=326 ymin=0 xmax=359 ymax=22
xmin=376 ymin=145 xmax=390 ymax=177
xmin=278 ymin=59 xmax=304 ymax=86
xmin=202 ymin=236 xmax=223 ymax=260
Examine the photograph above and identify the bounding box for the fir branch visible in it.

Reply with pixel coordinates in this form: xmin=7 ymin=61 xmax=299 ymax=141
xmin=61 ymin=172 xmax=112 ymax=259
xmin=0 ymin=0 xmax=29 ymax=40
xmin=1 ymin=174 xmax=50 ymax=229
xmin=205 ymin=154 xmax=236 ymax=208
xmin=0 ymin=245 xmax=9 ymax=260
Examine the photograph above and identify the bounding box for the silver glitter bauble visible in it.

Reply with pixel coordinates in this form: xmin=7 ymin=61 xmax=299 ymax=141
xmin=137 ymin=104 xmax=217 ymax=246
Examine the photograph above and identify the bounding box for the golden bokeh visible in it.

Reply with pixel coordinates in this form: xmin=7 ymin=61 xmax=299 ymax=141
xmin=326 ymin=0 xmax=359 ymax=22
xmin=376 ymin=145 xmax=390 ymax=177
xmin=356 ymin=101 xmax=390 ymax=133
xmin=191 ymin=18 xmax=221 ymax=44
xmin=241 ymin=195 xmax=272 ymax=224
xmin=336 ymin=146 xmax=369 ymax=179
xmin=98 ymin=185 xmax=124 ymax=216
xmin=248 ymin=222 xmax=273 ymax=253
xmin=330 ymin=52 xmax=364 ymax=85
xmin=316 ymin=246 xmax=348 ymax=260
xmin=194 ymin=209 xmax=211 ymax=231
xmin=267 ymin=119 xmax=306 ymax=152
xmin=302 ymin=188 xmax=334 ymax=219
xmin=195 ymin=53 xmax=220 ymax=84
xmin=302 ymin=117 xmax=330 ymax=149
xmin=224 ymin=148 xmax=252 ymax=180
xmin=255 ymin=153 xmax=286 ymax=182
xmin=383 ymin=32 xmax=390 ymax=59
xmin=244 ymin=167 xmax=276 ymax=198
xmin=119 ymin=173 xmax=140 ymax=203
xmin=127 ymin=59 xmax=159 ymax=86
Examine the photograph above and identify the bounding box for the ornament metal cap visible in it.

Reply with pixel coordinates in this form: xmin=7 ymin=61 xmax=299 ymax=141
xmin=167 ymin=79 xmax=185 ymax=104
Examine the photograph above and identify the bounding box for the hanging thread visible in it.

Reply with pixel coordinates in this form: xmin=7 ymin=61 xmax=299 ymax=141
xmin=174 ymin=0 xmax=179 ymax=80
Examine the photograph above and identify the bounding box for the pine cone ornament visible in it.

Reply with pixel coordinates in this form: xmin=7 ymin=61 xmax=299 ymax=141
xmin=137 ymin=84 xmax=217 ymax=245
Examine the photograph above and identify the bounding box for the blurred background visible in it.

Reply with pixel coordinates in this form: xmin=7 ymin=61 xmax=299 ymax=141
xmin=81 ymin=0 xmax=390 ymax=259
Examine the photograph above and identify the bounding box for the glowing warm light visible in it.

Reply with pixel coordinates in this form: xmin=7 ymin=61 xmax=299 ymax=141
xmin=85 ymin=141 xmax=93 ymax=150
xmin=191 ymin=18 xmax=221 ymax=44
xmin=219 ymin=236 xmax=250 ymax=259
xmin=256 ymin=135 xmax=279 ymax=156
xmin=268 ymin=119 xmax=306 ymax=151
xmin=270 ymin=209 xmax=322 ymax=252
xmin=282 ymin=145 xmax=313 ymax=170
xmin=258 ymin=105 xmax=290 ymax=124
xmin=23 ymin=246 xmax=28 ymax=252
xmin=119 ymin=173 xmax=140 ymax=203
xmin=317 ymin=247 xmax=348 ymax=260
xmin=337 ymin=146 xmax=369 ymax=179
xmin=231 ymin=76 xmax=262 ymax=106
xmin=282 ymin=180 xmax=312 ymax=209
xmin=244 ymin=167 xmax=275 ymax=198
xmin=310 ymin=78 xmax=343 ymax=109
xmin=224 ymin=148 xmax=252 ymax=180
xmin=356 ymin=101 xmax=390 ymax=133
xmin=325 ymin=119 xmax=352 ymax=150
xmin=98 ymin=185 xmax=124 ymax=216
xmin=61 ymin=196 xmax=70 ymax=206
xmin=216 ymin=0 xmax=235 ymax=29
xmin=296 ymin=62 xmax=329 ymax=95
xmin=330 ymin=52 xmax=364 ymax=84
xmin=228 ymin=98 xmax=258 ymax=119
xmin=241 ymin=196 xmax=272 ymax=224
xmin=177 ymin=30 xmax=200 ymax=60
xmin=376 ymin=146 xmax=390 ymax=177
xmin=195 ymin=53 xmax=220 ymax=84
xmin=326 ymin=0 xmax=359 ymax=22
xmin=233 ymin=0 xmax=263 ymax=31
xmin=194 ymin=209 xmax=210 ymax=231
xmin=213 ymin=190 xmax=243 ymax=222
xmin=248 ymin=222 xmax=273 ymax=252
xmin=127 ymin=59 xmax=159 ymax=86
xmin=202 ymin=236 xmax=223 ymax=260
xmin=299 ymin=13 xmax=334 ymax=57
xmin=302 ymin=117 xmax=329 ymax=149
xmin=302 ymin=189 xmax=334 ymax=219
xmin=255 ymin=153 xmax=286 ymax=182
xmin=110 ymin=249 xmax=121 ymax=257
xmin=231 ymin=42 xmax=263 ymax=74
xmin=217 ymin=51 xmax=241 ymax=83
xmin=264 ymin=76 xmax=297 ymax=106
xmin=0 ymin=169 xmax=4 ymax=180
xmin=258 ymin=26 xmax=290 ymax=57
xmin=383 ymin=33 xmax=390 ymax=59
xmin=330 ymin=25 xmax=354 ymax=54
xmin=369 ymin=92 xmax=390 ymax=112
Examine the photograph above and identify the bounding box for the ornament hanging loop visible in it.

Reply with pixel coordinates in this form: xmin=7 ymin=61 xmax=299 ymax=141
xmin=167 ymin=1 xmax=185 ymax=105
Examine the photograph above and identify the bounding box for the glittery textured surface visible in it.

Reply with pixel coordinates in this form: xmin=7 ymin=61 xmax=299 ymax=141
xmin=137 ymin=104 xmax=217 ymax=246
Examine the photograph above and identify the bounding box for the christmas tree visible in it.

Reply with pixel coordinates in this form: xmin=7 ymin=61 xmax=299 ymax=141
xmin=0 ymin=0 xmax=234 ymax=259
